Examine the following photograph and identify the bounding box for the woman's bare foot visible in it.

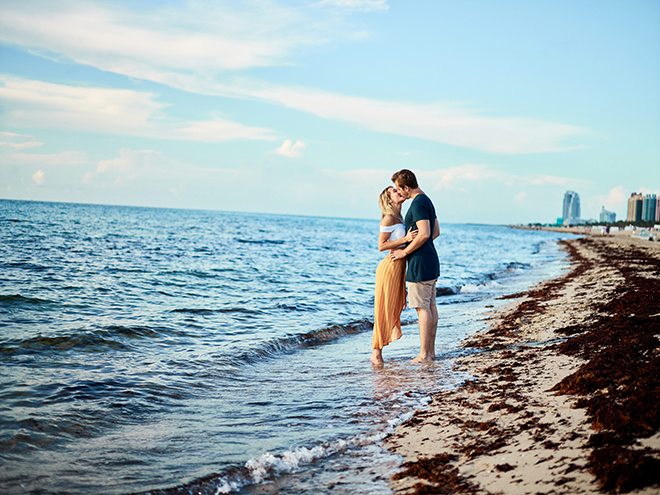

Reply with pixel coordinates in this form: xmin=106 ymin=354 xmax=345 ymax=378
xmin=371 ymin=349 xmax=384 ymax=365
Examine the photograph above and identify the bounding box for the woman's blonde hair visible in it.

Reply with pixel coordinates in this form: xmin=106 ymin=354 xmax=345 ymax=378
xmin=378 ymin=187 xmax=402 ymax=221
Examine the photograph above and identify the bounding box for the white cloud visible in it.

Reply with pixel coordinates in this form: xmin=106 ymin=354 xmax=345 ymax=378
xmin=0 ymin=0 xmax=372 ymax=78
xmin=0 ymin=131 xmax=29 ymax=138
xmin=0 ymin=141 xmax=43 ymax=150
xmin=0 ymin=75 xmax=166 ymax=133
xmin=84 ymin=148 xmax=160 ymax=184
xmin=515 ymin=192 xmax=528 ymax=203
xmin=321 ymin=168 xmax=393 ymax=195
xmin=423 ymin=164 xmax=500 ymax=191
xmin=6 ymin=150 xmax=86 ymax=165
xmin=154 ymin=77 xmax=589 ymax=154
xmin=244 ymin=86 xmax=588 ymax=154
xmin=0 ymin=1 xmax=588 ymax=155
xmin=32 ymin=169 xmax=45 ymax=185
xmin=319 ymin=0 xmax=389 ymax=11
xmin=412 ymin=165 xmax=591 ymax=192
xmin=637 ymin=186 xmax=660 ymax=196
xmin=0 ymin=131 xmax=43 ymax=149
xmin=587 ymin=186 xmax=660 ymax=220
xmin=275 ymin=139 xmax=306 ymax=157
xmin=594 ymin=186 xmax=628 ymax=212
xmin=0 ymin=1 xmax=304 ymax=73
xmin=0 ymin=76 xmax=277 ymax=142
xmin=323 ymin=165 xmax=590 ymax=196
xmin=177 ymin=119 xmax=276 ymax=142
xmin=170 ymin=182 xmax=186 ymax=198
xmin=96 ymin=148 xmax=159 ymax=173
xmin=529 ymin=175 xmax=578 ymax=186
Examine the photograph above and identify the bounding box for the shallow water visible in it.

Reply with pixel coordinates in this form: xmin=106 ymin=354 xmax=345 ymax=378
xmin=0 ymin=200 xmax=573 ymax=494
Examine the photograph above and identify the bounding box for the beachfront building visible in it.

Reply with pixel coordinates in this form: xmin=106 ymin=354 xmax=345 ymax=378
xmin=562 ymin=191 xmax=581 ymax=225
xmin=642 ymin=194 xmax=657 ymax=222
xmin=599 ymin=206 xmax=616 ymax=223
xmin=627 ymin=193 xmax=644 ymax=222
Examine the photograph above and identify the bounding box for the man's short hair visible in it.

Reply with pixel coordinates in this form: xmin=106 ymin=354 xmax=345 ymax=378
xmin=392 ymin=169 xmax=418 ymax=189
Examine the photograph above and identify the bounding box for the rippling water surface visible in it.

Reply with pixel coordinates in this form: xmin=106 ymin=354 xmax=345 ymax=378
xmin=0 ymin=199 xmax=573 ymax=494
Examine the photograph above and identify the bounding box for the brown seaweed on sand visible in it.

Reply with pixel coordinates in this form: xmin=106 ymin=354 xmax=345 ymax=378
xmin=392 ymin=453 xmax=478 ymax=494
xmin=388 ymin=236 xmax=660 ymax=494
xmin=550 ymin=238 xmax=660 ymax=492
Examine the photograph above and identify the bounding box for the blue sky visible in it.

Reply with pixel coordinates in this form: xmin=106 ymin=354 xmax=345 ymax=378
xmin=1 ymin=0 xmax=658 ymax=223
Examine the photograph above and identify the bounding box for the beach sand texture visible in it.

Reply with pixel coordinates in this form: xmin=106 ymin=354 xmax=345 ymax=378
xmin=386 ymin=235 xmax=660 ymax=494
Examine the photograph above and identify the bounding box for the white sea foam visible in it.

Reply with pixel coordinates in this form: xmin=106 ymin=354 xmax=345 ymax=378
xmin=460 ymin=283 xmax=480 ymax=293
xmin=211 ymin=397 xmax=430 ymax=493
xmin=460 ymin=280 xmax=500 ymax=293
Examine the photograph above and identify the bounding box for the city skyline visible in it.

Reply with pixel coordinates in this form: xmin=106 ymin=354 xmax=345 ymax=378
xmin=627 ymin=192 xmax=660 ymax=223
xmin=1 ymin=1 xmax=659 ymax=224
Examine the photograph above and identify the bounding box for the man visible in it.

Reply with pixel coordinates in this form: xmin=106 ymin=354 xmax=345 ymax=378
xmin=389 ymin=169 xmax=440 ymax=362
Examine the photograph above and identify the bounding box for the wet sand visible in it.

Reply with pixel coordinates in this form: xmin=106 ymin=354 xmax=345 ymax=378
xmin=386 ymin=235 xmax=660 ymax=494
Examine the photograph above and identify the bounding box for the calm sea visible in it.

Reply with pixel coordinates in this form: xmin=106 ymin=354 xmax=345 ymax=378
xmin=0 ymin=199 xmax=572 ymax=494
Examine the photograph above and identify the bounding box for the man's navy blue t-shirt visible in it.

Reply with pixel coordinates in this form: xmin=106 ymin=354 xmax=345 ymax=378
xmin=404 ymin=194 xmax=439 ymax=283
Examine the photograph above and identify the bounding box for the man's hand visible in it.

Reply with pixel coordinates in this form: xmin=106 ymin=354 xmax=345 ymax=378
xmin=389 ymin=249 xmax=406 ymax=262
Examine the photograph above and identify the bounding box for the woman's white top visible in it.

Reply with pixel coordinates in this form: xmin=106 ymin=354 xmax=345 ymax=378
xmin=380 ymin=222 xmax=406 ymax=243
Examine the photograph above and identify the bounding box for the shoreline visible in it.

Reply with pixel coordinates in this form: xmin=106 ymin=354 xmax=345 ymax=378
xmin=513 ymin=224 xmax=660 ymax=242
xmin=385 ymin=236 xmax=660 ymax=494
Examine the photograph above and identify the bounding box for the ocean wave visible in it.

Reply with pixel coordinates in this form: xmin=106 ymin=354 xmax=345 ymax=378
xmin=0 ymin=333 xmax=131 ymax=355
xmin=275 ymin=303 xmax=318 ymax=312
xmin=3 ymin=262 xmax=50 ymax=272
xmin=0 ymin=293 xmax=57 ymax=308
xmin=236 ymin=239 xmax=286 ymax=245
xmin=215 ymin=320 xmax=373 ymax=367
xmin=104 ymin=266 xmax=149 ymax=274
xmin=170 ymin=308 xmax=215 ymax=315
xmin=102 ymin=325 xmax=162 ymax=339
xmin=135 ymin=399 xmax=420 ymax=495
xmin=485 ymin=261 xmax=532 ymax=281
xmin=443 ymin=261 xmax=533 ymax=297
xmin=0 ymin=325 xmax=170 ymax=356
xmin=170 ymin=307 xmax=264 ymax=316
xmin=459 ymin=280 xmax=501 ymax=294
xmin=157 ymin=269 xmax=233 ymax=280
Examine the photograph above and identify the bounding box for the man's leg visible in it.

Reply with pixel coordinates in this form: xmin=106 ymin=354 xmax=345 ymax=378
xmin=412 ymin=307 xmax=436 ymax=362
xmin=408 ymin=279 xmax=438 ymax=362
xmin=427 ymin=302 xmax=438 ymax=359
xmin=428 ymin=281 xmax=438 ymax=357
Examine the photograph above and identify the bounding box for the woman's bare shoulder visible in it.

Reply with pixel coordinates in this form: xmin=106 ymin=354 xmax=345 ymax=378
xmin=380 ymin=214 xmax=398 ymax=226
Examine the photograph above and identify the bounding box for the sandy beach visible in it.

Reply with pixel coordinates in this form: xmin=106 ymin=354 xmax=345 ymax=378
xmin=386 ymin=234 xmax=660 ymax=494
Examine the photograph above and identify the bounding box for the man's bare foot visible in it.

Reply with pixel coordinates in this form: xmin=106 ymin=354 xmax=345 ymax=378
xmin=371 ymin=349 xmax=384 ymax=365
xmin=411 ymin=353 xmax=435 ymax=363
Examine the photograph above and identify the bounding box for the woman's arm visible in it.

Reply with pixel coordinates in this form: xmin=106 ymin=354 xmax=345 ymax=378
xmin=378 ymin=215 xmax=416 ymax=252
xmin=378 ymin=227 xmax=417 ymax=252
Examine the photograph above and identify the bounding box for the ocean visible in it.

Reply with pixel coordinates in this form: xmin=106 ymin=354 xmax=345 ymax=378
xmin=0 ymin=199 xmax=573 ymax=494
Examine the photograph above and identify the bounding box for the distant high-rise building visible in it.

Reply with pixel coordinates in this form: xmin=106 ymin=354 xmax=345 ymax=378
xmin=642 ymin=194 xmax=657 ymax=222
xmin=627 ymin=193 xmax=644 ymax=222
xmin=562 ymin=191 xmax=580 ymax=225
xmin=656 ymin=197 xmax=660 ymax=222
xmin=599 ymin=206 xmax=616 ymax=223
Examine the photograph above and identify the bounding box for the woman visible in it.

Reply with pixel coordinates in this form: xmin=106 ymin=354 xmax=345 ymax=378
xmin=371 ymin=186 xmax=416 ymax=364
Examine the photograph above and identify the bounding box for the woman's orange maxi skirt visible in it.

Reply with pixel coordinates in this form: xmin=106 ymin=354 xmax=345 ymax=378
xmin=373 ymin=256 xmax=406 ymax=349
